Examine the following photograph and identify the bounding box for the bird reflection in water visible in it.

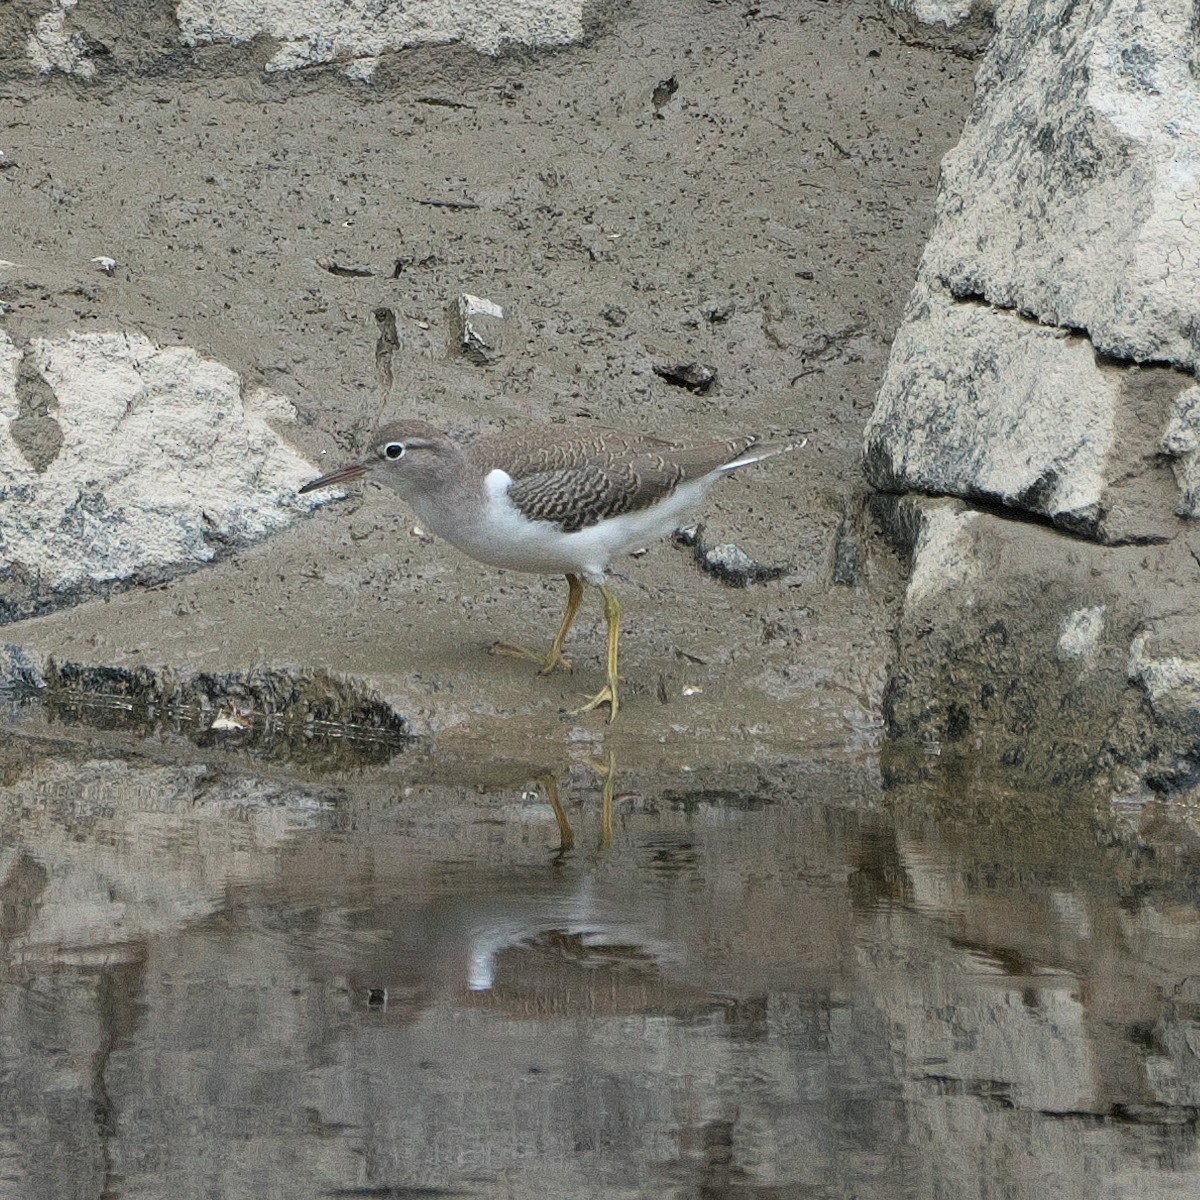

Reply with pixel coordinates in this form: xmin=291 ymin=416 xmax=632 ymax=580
xmin=350 ymin=755 xmax=724 ymax=1026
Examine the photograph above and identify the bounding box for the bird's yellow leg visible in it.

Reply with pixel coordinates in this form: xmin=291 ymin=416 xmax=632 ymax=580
xmin=490 ymin=573 xmax=583 ymax=674
xmin=571 ymin=584 xmax=621 ymax=723
xmin=539 ymin=573 xmax=584 ymax=674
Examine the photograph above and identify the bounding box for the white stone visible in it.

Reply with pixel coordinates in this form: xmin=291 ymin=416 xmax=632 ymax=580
xmin=0 ymin=329 xmax=327 ymax=600
xmin=885 ymin=0 xmax=996 ymax=53
xmin=457 ymin=292 xmax=506 ymax=362
xmin=1127 ymin=633 xmax=1200 ymax=725
xmin=175 ymin=0 xmax=585 ymax=78
xmin=887 ymin=0 xmax=993 ymax=32
xmin=1058 ymin=606 xmax=1106 ymax=662
xmin=904 ymin=499 xmax=981 ymax=609
xmin=460 ymin=294 xmax=505 ymax=321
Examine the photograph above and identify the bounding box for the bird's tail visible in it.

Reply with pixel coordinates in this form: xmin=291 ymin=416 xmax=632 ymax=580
xmin=722 ymin=436 xmax=806 ymax=472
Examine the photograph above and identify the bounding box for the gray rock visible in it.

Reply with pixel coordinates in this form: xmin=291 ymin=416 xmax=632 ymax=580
xmin=873 ymin=494 xmax=1200 ymax=786
xmin=864 ymin=278 xmax=1190 ymax=542
xmin=676 ymin=525 xmax=789 ymax=588
xmin=0 ymin=643 xmax=47 ymax=690
xmin=652 ymin=361 xmax=718 ymax=394
xmin=927 ymin=0 xmax=1200 ymax=370
xmin=874 ymin=496 xmax=1145 ymax=780
xmin=831 ymin=495 xmax=865 ymax=588
xmin=1161 ymin=386 xmax=1200 ymax=518
xmin=0 ymin=330 xmax=329 ymax=623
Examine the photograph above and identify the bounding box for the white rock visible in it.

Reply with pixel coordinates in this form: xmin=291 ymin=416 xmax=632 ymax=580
xmin=886 ymin=0 xmax=997 ymax=53
xmin=175 ymin=0 xmax=585 ymax=78
xmin=459 ymin=294 xmax=504 ymax=322
xmin=456 ymin=293 xmax=506 ymax=362
xmin=26 ymin=0 xmax=95 ymax=78
xmin=0 ymin=330 xmax=328 ymax=610
xmin=888 ymin=0 xmax=991 ymax=26
xmin=1128 ymin=633 xmax=1200 ymax=727
xmin=1058 ymin=606 xmax=1106 ymax=662
xmin=904 ymin=498 xmax=981 ymax=609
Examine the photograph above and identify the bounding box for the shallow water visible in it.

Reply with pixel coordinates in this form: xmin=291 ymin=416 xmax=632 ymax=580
xmin=3 ymin=717 xmax=1199 ymax=1199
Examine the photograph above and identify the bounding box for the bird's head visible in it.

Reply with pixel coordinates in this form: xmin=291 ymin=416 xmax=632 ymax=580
xmin=299 ymin=421 xmax=463 ymax=500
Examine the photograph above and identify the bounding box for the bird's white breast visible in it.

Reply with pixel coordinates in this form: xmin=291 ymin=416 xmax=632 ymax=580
xmin=422 ymin=468 xmax=717 ymax=582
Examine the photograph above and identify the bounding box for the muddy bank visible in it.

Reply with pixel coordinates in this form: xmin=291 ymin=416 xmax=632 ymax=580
xmin=0 ymin=1 xmax=975 ymax=749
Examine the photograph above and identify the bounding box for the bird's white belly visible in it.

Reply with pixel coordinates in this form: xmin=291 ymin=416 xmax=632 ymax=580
xmin=418 ymin=472 xmax=714 ymax=581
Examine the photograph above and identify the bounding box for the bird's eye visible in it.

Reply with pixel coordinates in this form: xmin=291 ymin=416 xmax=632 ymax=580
xmin=383 ymin=442 xmax=405 ymax=460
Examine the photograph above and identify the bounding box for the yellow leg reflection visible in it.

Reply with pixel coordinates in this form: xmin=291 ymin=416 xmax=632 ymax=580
xmin=537 ymin=772 xmax=575 ymax=852
xmin=596 ymin=751 xmax=615 ymax=850
xmin=536 ymin=752 xmax=617 ymax=853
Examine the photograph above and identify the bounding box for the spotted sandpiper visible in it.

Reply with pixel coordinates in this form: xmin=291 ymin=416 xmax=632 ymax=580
xmin=300 ymin=420 xmax=796 ymax=721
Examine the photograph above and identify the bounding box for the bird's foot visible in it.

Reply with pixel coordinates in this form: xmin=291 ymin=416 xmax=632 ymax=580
xmin=489 ymin=641 xmax=573 ymax=675
xmin=569 ymin=681 xmax=620 ymax=723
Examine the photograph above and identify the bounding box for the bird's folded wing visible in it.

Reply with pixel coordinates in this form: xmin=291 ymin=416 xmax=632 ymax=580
xmin=471 ymin=426 xmax=666 ymax=479
xmin=505 ymin=440 xmax=753 ymax=533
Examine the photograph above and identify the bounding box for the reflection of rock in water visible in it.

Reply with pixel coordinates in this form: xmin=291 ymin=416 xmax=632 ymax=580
xmin=25 ymin=659 xmax=411 ymax=770
xmin=0 ymin=747 xmax=343 ymax=974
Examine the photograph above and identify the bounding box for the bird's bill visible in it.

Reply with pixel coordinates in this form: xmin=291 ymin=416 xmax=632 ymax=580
xmin=298 ymin=461 xmax=370 ymax=494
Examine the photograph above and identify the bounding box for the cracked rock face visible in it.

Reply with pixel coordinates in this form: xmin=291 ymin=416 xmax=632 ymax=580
xmin=866 ymin=0 xmax=1200 ymax=537
xmin=866 ymin=0 xmax=1200 ymax=782
xmin=931 ymin=0 xmax=1200 ymax=370
xmin=864 ymin=278 xmax=1193 ymax=543
xmin=0 ymin=330 xmax=326 ymax=623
